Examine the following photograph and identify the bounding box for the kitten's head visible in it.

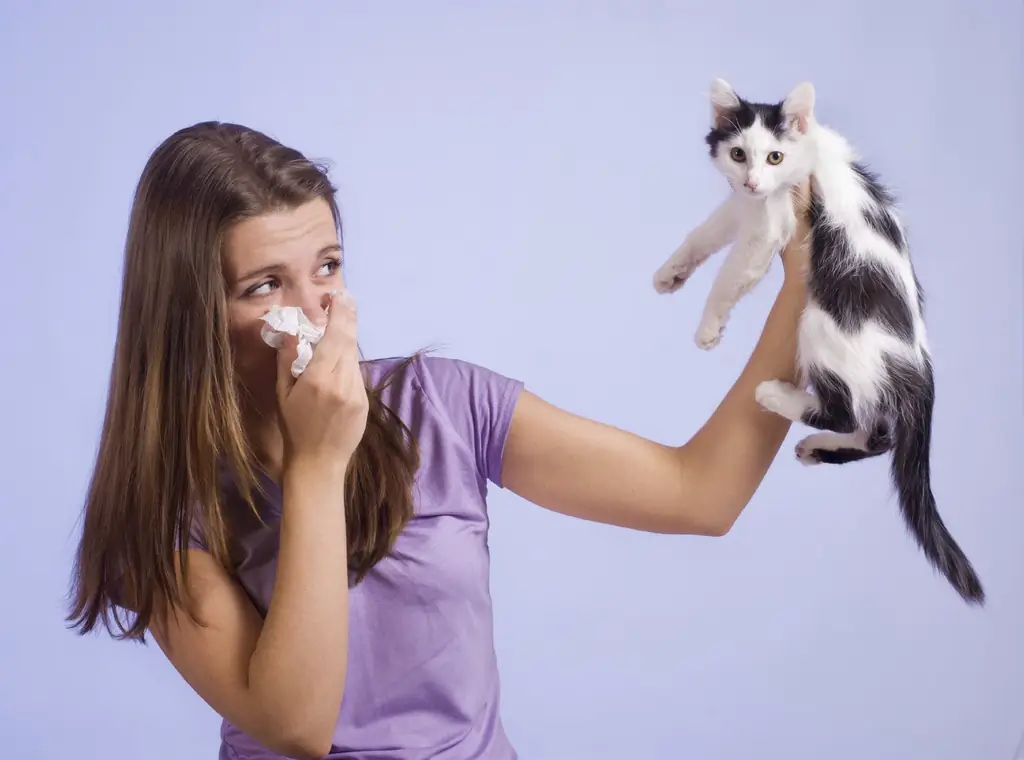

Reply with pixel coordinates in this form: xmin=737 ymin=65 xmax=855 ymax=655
xmin=704 ymin=79 xmax=816 ymax=198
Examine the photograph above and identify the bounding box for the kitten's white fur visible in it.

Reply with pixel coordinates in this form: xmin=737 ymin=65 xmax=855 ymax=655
xmin=653 ymin=78 xmax=815 ymax=348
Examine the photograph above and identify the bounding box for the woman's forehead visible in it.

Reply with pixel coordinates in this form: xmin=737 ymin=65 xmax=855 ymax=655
xmin=223 ymin=198 xmax=338 ymax=278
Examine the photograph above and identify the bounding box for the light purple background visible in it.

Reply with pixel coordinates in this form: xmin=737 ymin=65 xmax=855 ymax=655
xmin=1 ymin=2 xmax=1021 ymax=759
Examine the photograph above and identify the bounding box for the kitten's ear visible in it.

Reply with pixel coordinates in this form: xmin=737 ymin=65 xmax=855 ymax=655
xmin=710 ymin=77 xmax=741 ymax=129
xmin=783 ymin=82 xmax=815 ymax=134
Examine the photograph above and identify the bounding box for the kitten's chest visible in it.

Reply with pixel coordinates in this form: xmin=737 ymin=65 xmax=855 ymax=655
xmin=765 ymin=195 xmax=797 ymax=240
xmin=738 ymin=196 xmax=795 ymax=244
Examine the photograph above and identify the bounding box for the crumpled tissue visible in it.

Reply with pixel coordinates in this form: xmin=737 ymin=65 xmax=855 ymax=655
xmin=260 ymin=305 xmax=327 ymax=378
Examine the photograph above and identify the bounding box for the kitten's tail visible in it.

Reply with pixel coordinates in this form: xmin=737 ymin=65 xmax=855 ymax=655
xmin=890 ymin=365 xmax=984 ymax=605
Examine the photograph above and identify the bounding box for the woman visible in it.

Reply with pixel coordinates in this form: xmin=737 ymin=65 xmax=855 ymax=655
xmin=68 ymin=121 xmax=810 ymax=760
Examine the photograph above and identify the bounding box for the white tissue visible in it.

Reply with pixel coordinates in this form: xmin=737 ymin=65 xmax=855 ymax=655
xmin=260 ymin=305 xmax=326 ymax=377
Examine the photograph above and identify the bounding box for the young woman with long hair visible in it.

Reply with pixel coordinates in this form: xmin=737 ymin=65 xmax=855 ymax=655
xmin=68 ymin=121 xmax=811 ymax=760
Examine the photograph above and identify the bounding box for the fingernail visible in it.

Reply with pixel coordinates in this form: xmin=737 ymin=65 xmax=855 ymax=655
xmin=330 ymin=288 xmax=355 ymax=307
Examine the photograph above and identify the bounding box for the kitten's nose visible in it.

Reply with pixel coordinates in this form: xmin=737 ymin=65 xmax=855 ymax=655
xmin=744 ymin=179 xmax=759 ymax=191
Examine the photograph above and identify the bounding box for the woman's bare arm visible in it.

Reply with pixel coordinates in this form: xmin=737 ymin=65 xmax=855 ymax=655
xmin=501 ymin=215 xmax=810 ymax=536
xmin=150 ymin=466 xmax=349 ymax=760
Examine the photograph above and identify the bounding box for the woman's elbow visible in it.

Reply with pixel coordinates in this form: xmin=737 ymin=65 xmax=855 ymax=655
xmin=685 ymin=513 xmax=735 ymax=537
xmin=261 ymin=704 xmax=339 ymax=759
xmin=701 ymin=514 xmax=737 ymax=537
xmin=674 ymin=495 xmax=746 ymax=537
xmin=274 ymin=729 xmax=333 ymax=760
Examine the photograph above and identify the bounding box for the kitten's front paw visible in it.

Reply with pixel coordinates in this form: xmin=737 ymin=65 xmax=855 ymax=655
xmin=694 ymin=319 xmax=724 ymax=350
xmin=653 ymin=259 xmax=693 ymax=294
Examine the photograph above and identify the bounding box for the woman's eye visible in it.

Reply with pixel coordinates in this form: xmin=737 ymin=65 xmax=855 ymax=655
xmin=318 ymin=258 xmax=342 ymax=277
xmin=245 ymin=280 xmax=276 ymax=297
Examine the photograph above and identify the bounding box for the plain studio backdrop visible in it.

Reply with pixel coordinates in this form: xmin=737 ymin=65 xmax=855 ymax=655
xmin=1 ymin=2 xmax=1021 ymax=759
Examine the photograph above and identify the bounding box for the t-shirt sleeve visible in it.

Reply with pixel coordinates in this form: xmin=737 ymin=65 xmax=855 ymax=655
xmin=179 ymin=501 xmax=211 ymax=552
xmin=188 ymin=517 xmax=209 ymax=551
xmin=413 ymin=355 xmax=524 ymax=488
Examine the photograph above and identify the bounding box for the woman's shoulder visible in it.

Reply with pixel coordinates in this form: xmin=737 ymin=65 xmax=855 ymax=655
xmin=361 ymin=353 xmax=521 ymax=400
xmin=361 ymin=352 xmax=524 ymax=486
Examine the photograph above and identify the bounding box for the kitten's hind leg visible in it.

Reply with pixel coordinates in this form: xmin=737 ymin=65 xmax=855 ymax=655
xmin=758 ymin=364 xmax=864 ymax=433
xmin=653 ymin=198 xmax=740 ymax=294
xmin=754 ymin=377 xmax=860 ymax=434
xmin=694 ymin=232 xmax=775 ymax=349
xmin=758 ymin=373 xmax=892 ymax=465
xmin=795 ymin=428 xmax=890 ymax=466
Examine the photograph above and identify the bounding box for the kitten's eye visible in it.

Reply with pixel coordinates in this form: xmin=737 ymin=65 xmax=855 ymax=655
xmin=729 ymin=147 xmax=746 ymax=162
xmin=766 ymin=151 xmax=784 ymax=165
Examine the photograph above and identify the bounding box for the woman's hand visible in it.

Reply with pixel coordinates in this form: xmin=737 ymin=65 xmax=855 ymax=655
xmin=780 ymin=177 xmax=813 ymax=281
xmin=275 ymin=290 xmax=369 ymax=477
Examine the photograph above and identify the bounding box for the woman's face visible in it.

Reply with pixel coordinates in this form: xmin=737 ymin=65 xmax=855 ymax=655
xmin=221 ymin=196 xmax=345 ymax=403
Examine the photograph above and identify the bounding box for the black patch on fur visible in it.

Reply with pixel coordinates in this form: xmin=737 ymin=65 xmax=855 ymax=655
xmin=807 ymin=421 xmax=892 ymax=464
xmin=810 ymin=447 xmax=880 ymax=464
xmin=865 ymin=423 xmax=892 ymax=452
xmin=851 ymin=164 xmax=925 ymax=313
xmin=864 ymin=207 xmax=905 ymax=252
xmin=853 ymin=162 xmax=906 ymax=252
xmin=807 ymin=193 xmax=916 ymax=342
xmin=705 ymin=98 xmax=785 ymax=157
xmin=852 ymin=162 xmax=896 ymax=206
xmin=802 ymin=368 xmax=857 ymax=433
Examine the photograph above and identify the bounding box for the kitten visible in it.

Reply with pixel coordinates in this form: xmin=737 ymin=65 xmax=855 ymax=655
xmin=728 ymin=82 xmax=983 ymax=605
xmin=653 ymin=78 xmax=814 ymax=349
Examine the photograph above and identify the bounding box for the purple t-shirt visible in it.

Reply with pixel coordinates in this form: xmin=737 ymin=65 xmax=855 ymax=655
xmin=191 ymin=355 xmax=524 ymax=759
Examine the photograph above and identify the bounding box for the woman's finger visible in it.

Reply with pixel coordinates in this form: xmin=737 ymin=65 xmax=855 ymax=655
xmin=275 ymin=332 xmax=300 ymax=400
xmin=792 ymin=176 xmax=812 ymax=218
xmin=310 ymin=289 xmax=357 ymax=374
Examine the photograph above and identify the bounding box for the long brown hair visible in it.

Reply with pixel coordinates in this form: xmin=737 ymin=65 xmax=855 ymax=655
xmin=67 ymin=121 xmax=420 ymax=641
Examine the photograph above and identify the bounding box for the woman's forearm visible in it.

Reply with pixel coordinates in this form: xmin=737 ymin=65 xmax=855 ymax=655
xmin=247 ymin=462 xmax=350 ymax=754
xmin=681 ymin=252 xmax=808 ymax=531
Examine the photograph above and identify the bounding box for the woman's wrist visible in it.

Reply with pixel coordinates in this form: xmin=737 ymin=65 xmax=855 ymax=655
xmin=781 ymin=266 xmax=808 ymax=294
xmin=780 ymin=220 xmax=812 ymax=286
xmin=282 ymin=454 xmax=350 ymax=501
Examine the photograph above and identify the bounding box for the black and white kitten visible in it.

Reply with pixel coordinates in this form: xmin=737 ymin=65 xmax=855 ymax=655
xmin=662 ymin=79 xmax=984 ymax=604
